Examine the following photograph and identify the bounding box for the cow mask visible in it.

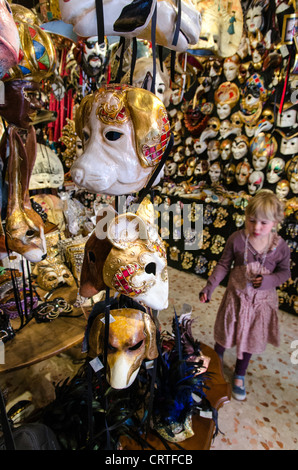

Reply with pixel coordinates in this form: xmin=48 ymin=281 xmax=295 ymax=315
xmin=80 ymin=199 xmax=169 ymax=311
xmin=88 ymin=308 xmax=158 ymax=389
xmin=71 ymin=83 xmax=171 ymax=195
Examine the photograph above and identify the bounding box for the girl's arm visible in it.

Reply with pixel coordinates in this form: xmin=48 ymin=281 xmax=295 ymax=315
xmin=199 ymin=231 xmax=236 ymax=301
xmin=257 ymin=240 xmax=291 ymax=290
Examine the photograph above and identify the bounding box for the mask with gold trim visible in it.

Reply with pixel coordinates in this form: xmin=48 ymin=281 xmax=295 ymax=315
xmin=71 ymin=84 xmax=171 ymax=195
xmin=2 ymin=6 xmax=56 ymax=83
xmin=250 ymin=132 xmax=278 ymax=170
xmin=88 ymin=308 xmax=158 ymax=389
xmin=32 ymin=257 xmax=75 ymax=291
xmin=80 ymin=199 xmax=169 ymax=311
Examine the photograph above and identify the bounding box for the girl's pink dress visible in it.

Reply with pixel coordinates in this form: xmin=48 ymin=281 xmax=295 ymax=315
xmin=200 ymin=229 xmax=291 ymax=359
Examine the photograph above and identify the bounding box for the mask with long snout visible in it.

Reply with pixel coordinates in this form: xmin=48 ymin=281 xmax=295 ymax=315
xmin=80 ymin=199 xmax=169 ymax=311
xmin=58 ymin=0 xmax=201 ymax=52
xmin=4 ymin=126 xmax=47 ymax=263
xmin=71 ymin=83 xmax=171 ymax=195
xmin=88 ymin=308 xmax=158 ymax=389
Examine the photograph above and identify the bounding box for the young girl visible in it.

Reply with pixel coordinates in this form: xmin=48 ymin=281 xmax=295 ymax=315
xmin=199 ymin=190 xmax=291 ymax=400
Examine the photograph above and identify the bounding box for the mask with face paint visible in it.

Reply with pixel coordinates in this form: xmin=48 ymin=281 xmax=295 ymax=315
xmin=32 ymin=257 xmax=75 ymax=291
xmin=266 ymin=157 xmax=285 ymax=184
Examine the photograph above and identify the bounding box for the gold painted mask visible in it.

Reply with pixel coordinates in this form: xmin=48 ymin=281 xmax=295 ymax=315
xmin=88 ymin=308 xmax=158 ymax=389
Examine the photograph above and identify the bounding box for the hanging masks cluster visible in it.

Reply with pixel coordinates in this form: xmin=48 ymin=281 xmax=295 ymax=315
xmin=159 ymin=0 xmax=298 ymax=205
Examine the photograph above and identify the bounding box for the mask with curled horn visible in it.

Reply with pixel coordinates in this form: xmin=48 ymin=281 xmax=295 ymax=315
xmin=88 ymin=308 xmax=158 ymax=389
xmin=80 ymin=199 xmax=168 ymax=311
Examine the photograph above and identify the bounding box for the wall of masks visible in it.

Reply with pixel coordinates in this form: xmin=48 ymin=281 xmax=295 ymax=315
xmin=154 ymin=0 xmax=298 ymax=316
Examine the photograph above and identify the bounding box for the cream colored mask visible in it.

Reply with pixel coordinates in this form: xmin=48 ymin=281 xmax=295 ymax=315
xmin=88 ymin=308 xmax=158 ymax=389
xmin=29 ymin=144 xmax=64 ymax=190
xmin=71 ymin=83 xmax=171 ymax=195
xmin=80 ymin=199 xmax=169 ymax=311
xmin=58 ymin=0 xmax=201 ymax=52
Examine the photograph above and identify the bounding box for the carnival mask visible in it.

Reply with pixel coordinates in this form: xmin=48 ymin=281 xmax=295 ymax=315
xmin=194 ymin=160 xmax=209 ymax=176
xmin=290 ymin=174 xmax=298 ymax=194
xmin=209 ymin=161 xmax=222 ymax=183
xmin=29 ymin=144 xmax=64 ymax=189
xmin=248 ymin=170 xmax=264 ymax=195
xmin=239 ymin=74 xmax=267 ymax=124
xmin=231 ymin=135 xmax=249 ymax=160
xmin=266 ymin=157 xmax=285 ymax=184
xmin=58 ymin=0 xmax=201 ymax=52
xmin=88 ymin=308 xmax=158 ymax=389
xmin=223 ymin=55 xmax=240 ymax=82
xmin=207 ymin=140 xmax=220 ymax=161
xmin=189 ymin=0 xmax=243 ymax=58
xmin=0 ymin=0 xmax=19 ymax=79
xmin=214 ymin=82 xmax=240 ymax=119
xmin=80 ymin=200 xmax=169 ymax=311
xmin=223 ymin=162 xmax=236 ymax=185
xmin=32 ymin=257 xmax=75 ymax=291
xmin=276 ymin=103 xmax=297 ymax=128
xmin=276 ymin=179 xmax=290 ymax=199
xmin=71 ymin=84 xmax=171 ymax=195
xmin=235 ymin=161 xmax=251 ymax=186
xmin=280 ymin=135 xmax=298 ymax=156
xmin=220 ymin=139 xmax=232 ymax=161
xmin=121 ymin=56 xmax=171 ymax=107
xmin=73 ymin=36 xmax=109 ymax=78
xmin=164 ymin=160 xmax=177 ymax=177
xmin=250 ymin=133 xmax=278 ymax=170
xmin=246 ymin=4 xmax=263 ymax=33
xmin=0 ymin=80 xmax=43 ymax=129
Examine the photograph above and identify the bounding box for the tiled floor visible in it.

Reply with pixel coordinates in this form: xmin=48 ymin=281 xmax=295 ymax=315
xmin=1 ymin=267 xmax=297 ymax=450
xmin=159 ymin=267 xmax=298 ymax=450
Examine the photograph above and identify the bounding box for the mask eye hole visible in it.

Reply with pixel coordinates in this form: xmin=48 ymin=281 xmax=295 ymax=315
xmin=145 ymin=262 xmax=156 ymax=275
xmin=105 ymin=131 xmax=123 ymax=141
xmin=129 ymin=340 xmax=144 ymax=351
xmin=26 ymin=229 xmax=36 ymax=238
xmin=88 ymin=251 xmax=96 ymax=263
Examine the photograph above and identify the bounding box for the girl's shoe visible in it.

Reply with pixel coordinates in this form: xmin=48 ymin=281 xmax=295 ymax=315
xmin=232 ymin=374 xmax=246 ymax=401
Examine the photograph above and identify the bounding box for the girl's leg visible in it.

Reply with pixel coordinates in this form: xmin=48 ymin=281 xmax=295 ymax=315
xmin=214 ymin=342 xmax=225 ymax=361
xmin=234 ymin=352 xmax=252 ymax=377
xmin=233 ymin=352 xmax=252 ymax=401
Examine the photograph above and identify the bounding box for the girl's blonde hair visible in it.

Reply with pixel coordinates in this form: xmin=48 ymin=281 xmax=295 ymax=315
xmin=245 ymin=189 xmax=285 ymax=224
